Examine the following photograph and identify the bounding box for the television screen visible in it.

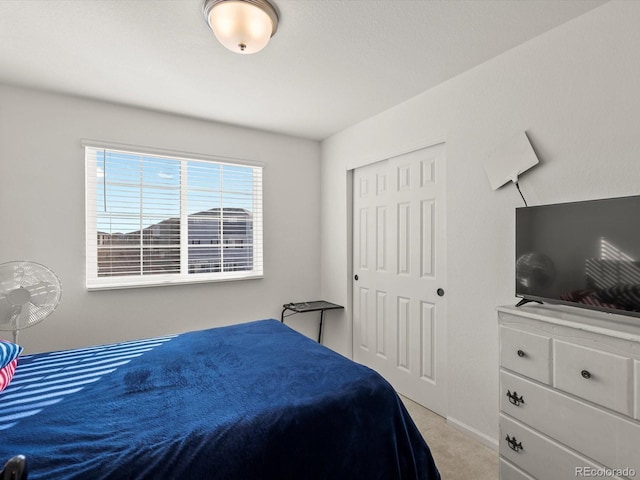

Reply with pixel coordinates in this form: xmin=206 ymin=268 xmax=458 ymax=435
xmin=516 ymin=195 xmax=640 ymax=317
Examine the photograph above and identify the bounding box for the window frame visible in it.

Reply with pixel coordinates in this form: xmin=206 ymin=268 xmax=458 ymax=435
xmin=84 ymin=141 xmax=264 ymax=290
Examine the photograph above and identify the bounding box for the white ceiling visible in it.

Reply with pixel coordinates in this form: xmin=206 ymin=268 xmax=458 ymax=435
xmin=0 ymin=0 xmax=606 ymax=141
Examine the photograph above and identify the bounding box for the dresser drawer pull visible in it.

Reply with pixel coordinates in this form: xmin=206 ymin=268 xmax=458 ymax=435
xmin=506 ymin=389 xmax=525 ymax=406
xmin=581 ymin=369 xmax=591 ymax=379
xmin=505 ymin=434 xmax=524 ymax=452
xmin=516 ymin=349 xmax=526 ymax=357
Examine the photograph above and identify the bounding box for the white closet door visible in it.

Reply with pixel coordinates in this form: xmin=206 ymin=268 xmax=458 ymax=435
xmin=353 ymin=143 xmax=447 ymax=415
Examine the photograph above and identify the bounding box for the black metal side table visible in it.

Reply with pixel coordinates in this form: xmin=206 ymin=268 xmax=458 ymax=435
xmin=280 ymin=301 xmax=344 ymax=344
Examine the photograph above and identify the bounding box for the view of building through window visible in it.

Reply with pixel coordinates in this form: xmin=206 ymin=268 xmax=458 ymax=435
xmin=86 ymin=146 xmax=263 ymax=288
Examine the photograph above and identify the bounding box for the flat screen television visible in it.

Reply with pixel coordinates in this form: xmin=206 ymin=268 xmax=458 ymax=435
xmin=515 ymin=195 xmax=640 ymax=318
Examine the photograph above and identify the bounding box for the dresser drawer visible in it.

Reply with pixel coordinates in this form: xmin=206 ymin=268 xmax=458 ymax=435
xmin=500 ymin=415 xmax=621 ymax=480
xmin=500 ymin=326 xmax=551 ymax=384
xmin=499 ymin=459 xmax=534 ymax=480
xmin=499 ymin=458 xmax=535 ymax=480
xmin=500 ymin=370 xmax=640 ymax=473
xmin=553 ymin=339 xmax=632 ymax=416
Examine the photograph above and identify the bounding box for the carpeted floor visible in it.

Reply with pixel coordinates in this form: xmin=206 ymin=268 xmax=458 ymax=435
xmin=401 ymin=395 xmax=498 ymax=480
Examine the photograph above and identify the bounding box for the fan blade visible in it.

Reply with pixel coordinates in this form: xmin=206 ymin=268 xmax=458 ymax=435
xmin=0 ymin=294 xmax=20 ymax=328
xmin=0 ymin=297 xmax=13 ymax=326
xmin=14 ymin=266 xmax=26 ymax=286
xmin=22 ymin=302 xmax=37 ymax=328
xmin=24 ymin=300 xmax=51 ymax=327
xmin=26 ymin=281 xmax=58 ymax=307
xmin=0 ymin=276 xmax=22 ymax=294
xmin=0 ymin=305 xmax=22 ymax=331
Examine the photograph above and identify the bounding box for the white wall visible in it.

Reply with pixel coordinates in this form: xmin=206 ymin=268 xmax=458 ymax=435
xmin=0 ymin=84 xmax=321 ymax=353
xmin=320 ymin=0 xmax=640 ymax=445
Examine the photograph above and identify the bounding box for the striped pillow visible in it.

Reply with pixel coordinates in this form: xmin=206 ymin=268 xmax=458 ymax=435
xmin=0 ymin=340 xmax=23 ymax=369
xmin=0 ymin=358 xmax=18 ymax=393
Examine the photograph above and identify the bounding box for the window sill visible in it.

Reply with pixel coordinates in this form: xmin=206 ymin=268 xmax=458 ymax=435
xmin=86 ymin=273 xmax=264 ymax=291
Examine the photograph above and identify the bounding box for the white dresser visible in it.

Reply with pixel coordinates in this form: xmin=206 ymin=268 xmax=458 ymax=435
xmin=498 ymin=304 xmax=640 ymax=480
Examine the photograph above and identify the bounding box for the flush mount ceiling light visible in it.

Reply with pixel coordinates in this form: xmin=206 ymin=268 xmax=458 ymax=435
xmin=203 ymin=0 xmax=279 ymax=54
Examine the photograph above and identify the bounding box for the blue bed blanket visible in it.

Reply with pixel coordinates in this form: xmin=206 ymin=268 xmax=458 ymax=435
xmin=0 ymin=320 xmax=440 ymax=479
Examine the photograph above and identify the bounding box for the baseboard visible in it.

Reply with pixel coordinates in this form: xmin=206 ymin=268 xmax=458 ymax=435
xmin=446 ymin=416 xmax=499 ymax=451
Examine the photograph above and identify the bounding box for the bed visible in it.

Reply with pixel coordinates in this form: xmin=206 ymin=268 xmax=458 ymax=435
xmin=1 ymin=319 xmax=440 ymax=479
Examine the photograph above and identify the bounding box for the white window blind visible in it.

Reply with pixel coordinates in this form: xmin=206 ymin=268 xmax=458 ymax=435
xmin=85 ymin=145 xmax=263 ymax=289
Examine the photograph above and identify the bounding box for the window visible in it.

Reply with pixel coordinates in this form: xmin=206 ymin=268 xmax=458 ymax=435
xmin=85 ymin=144 xmax=263 ymax=289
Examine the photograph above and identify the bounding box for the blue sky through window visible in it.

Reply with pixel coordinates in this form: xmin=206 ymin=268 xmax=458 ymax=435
xmin=96 ymin=151 xmax=255 ymax=234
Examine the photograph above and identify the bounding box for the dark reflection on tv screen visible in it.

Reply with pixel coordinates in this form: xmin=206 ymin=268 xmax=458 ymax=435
xmin=516 ymin=195 xmax=640 ymax=316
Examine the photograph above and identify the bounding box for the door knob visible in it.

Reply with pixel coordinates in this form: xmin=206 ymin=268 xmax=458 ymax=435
xmin=437 ymin=288 xmax=445 ymax=297
xmin=354 ymin=275 xmax=359 ymax=281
